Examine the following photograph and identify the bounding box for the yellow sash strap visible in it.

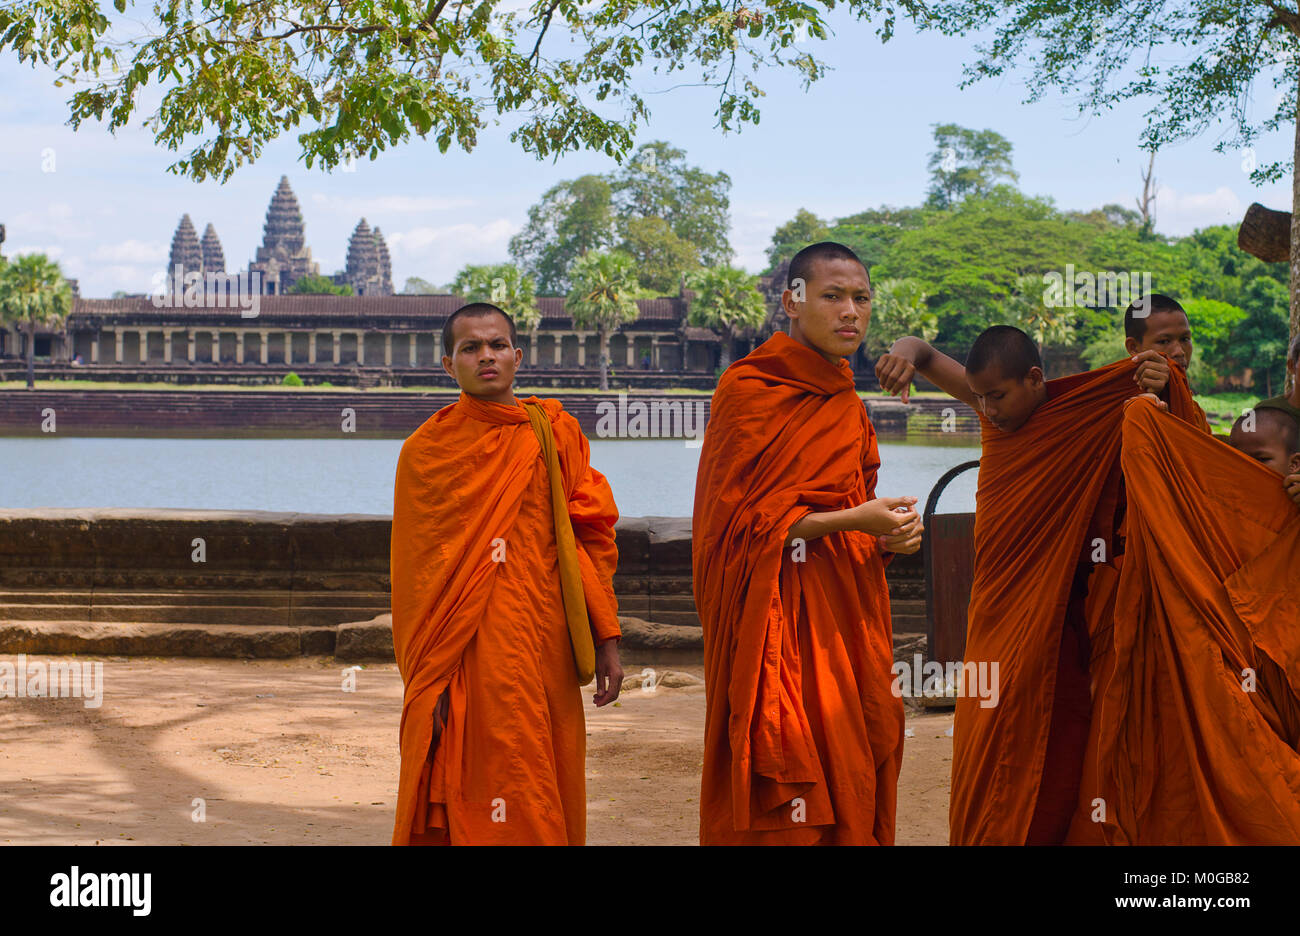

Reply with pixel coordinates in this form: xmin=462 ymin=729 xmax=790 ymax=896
xmin=522 ymin=401 xmax=596 ymax=685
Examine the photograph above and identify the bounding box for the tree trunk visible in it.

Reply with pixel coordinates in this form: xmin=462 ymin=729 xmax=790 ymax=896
xmin=1239 ymin=202 xmax=1291 ymax=263
xmin=1292 ymin=77 xmax=1300 ymax=345
xmin=26 ymin=318 xmax=36 ymax=390
xmin=599 ymin=325 xmax=609 ymax=392
xmin=719 ymin=327 xmax=733 ymax=371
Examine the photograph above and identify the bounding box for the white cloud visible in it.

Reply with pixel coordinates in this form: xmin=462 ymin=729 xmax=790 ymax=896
xmin=1153 ymin=184 xmax=1243 ymax=236
xmin=309 ymin=193 xmax=476 ymax=215
xmin=96 ymin=265 xmax=157 ymax=293
xmin=387 ymin=219 xmax=519 ymax=283
xmin=8 ymin=202 xmax=95 ymax=241
xmin=9 ymin=244 xmax=66 ymax=260
xmin=91 ymin=240 xmax=169 ymax=264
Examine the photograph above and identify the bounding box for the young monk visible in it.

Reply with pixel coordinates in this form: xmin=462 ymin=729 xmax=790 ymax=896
xmin=693 ymin=241 xmax=922 ymax=845
xmin=1095 ymin=395 xmax=1300 ymax=843
xmin=876 ymin=326 xmax=1205 ymax=845
xmin=1229 ymin=405 xmax=1300 ymax=479
xmin=1256 ymin=335 xmax=1300 ymax=505
xmin=1124 ymin=293 xmax=1190 ymax=387
xmin=389 ymin=302 xmax=624 ymax=845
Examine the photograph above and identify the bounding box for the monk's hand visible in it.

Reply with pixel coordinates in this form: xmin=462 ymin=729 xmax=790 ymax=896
xmin=855 ymin=496 xmax=919 ymax=537
xmin=879 ymin=510 xmax=924 ymax=555
xmin=874 ymin=353 xmax=916 ymax=404
xmin=1135 ymin=391 xmax=1168 ymax=412
xmin=1285 ymin=472 xmax=1300 ymax=507
xmin=592 ymin=639 xmax=623 ymax=707
xmin=1131 ymin=350 xmax=1171 ymax=394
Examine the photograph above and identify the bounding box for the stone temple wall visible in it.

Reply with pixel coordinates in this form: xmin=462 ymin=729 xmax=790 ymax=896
xmin=0 ymin=509 xmax=926 ymax=659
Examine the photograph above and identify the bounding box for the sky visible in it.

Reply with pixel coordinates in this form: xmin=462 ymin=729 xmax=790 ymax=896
xmin=0 ymin=8 xmax=1293 ymax=298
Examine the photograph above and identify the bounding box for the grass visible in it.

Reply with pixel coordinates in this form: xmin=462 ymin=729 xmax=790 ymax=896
xmin=1194 ymin=392 xmax=1261 ymax=420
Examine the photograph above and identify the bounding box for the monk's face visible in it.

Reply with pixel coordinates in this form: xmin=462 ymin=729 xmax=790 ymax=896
xmin=441 ymin=313 xmax=522 ymax=404
xmin=1126 ymin=309 xmax=1193 ymax=371
xmin=782 ymin=257 xmax=871 ymax=365
xmin=966 ymin=365 xmax=1047 ymax=433
xmin=1229 ymin=413 xmax=1300 ymax=476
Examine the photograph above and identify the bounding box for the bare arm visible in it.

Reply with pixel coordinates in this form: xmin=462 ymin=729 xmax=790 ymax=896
xmin=875 ymin=336 xmax=980 ymax=411
xmin=783 ymin=496 xmax=919 ymax=546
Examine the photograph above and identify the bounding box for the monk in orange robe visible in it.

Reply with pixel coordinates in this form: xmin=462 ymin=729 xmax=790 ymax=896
xmin=1092 ymin=397 xmax=1300 ymax=843
xmin=694 ymin=242 xmax=923 ymax=845
xmin=389 ymin=302 xmax=624 ymax=846
xmin=1122 ymin=293 xmax=1211 ymax=432
xmin=876 ymin=327 xmax=1204 ymax=844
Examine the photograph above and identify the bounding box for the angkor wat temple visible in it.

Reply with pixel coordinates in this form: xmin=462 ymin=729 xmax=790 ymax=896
xmin=0 ymin=194 xmax=879 ymax=388
xmin=166 ymin=176 xmax=393 ymax=298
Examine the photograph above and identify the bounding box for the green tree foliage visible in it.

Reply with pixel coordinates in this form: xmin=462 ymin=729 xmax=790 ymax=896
xmin=0 ymin=253 xmax=74 ymax=390
xmin=764 ymin=208 xmax=830 ymax=272
xmin=864 ymin=278 xmax=938 ymax=357
xmin=685 ymin=265 xmax=767 ymax=369
xmin=401 ymin=276 xmax=441 ymax=295
xmin=925 ymin=123 xmax=1019 ymax=209
xmin=1181 ymin=298 xmax=1249 ymax=388
xmin=770 ymin=158 xmax=1286 ymax=392
xmin=621 ymin=216 xmax=701 ymax=295
xmin=509 ymin=175 xmax=615 ymax=294
xmin=612 ymin=142 xmax=732 ymax=271
xmin=872 ymin=186 xmax=1095 ymax=346
xmin=1002 ymin=272 xmax=1077 ymax=354
xmin=511 ymin=142 xmax=732 ymax=293
xmin=566 ymin=250 xmax=641 ymax=390
xmin=0 ymin=0 xmax=929 ymax=182
xmin=922 ymin=1 xmax=1300 ymax=338
xmin=288 ymin=273 xmax=353 ymax=295
xmin=451 ymin=262 xmax=542 ymax=331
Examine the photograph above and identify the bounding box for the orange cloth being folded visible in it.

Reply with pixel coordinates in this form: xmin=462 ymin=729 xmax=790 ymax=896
xmin=389 ymin=392 xmax=620 ymax=845
xmin=1092 ymin=396 xmax=1300 ymax=844
xmin=950 ymin=358 xmax=1202 ymax=845
xmin=693 ymin=331 xmax=904 ymax=845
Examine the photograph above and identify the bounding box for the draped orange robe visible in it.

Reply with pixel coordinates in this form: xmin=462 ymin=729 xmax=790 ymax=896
xmin=693 ymin=331 xmax=904 ymax=845
xmin=950 ymin=358 xmax=1202 ymax=845
xmin=389 ymin=392 xmax=621 ymax=845
xmin=1091 ymin=397 xmax=1300 ymax=843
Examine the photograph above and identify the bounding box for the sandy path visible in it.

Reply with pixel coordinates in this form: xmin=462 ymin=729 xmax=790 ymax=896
xmin=0 ymin=655 xmax=951 ymax=845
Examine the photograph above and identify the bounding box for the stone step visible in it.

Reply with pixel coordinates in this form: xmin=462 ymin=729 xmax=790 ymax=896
xmin=0 ymin=602 xmax=388 ymax=627
xmin=0 ymin=620 xmax=336 ymax=657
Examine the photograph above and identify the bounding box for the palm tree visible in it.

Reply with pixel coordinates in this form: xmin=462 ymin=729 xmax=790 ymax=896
xmin=451 ymin=262 xmax=544 ymax=358
xmin=865 ymin=278 xmax=939 ymax=357
xmin=566 ymin=251 xmax=641 ymax=391
xmin=1004 ymin=272 xmax=1076 ymax=356
xmin=685 ymin=266 xmax=768 ymax=371
xmin=0 ymin=254 xmax=74 ymax=390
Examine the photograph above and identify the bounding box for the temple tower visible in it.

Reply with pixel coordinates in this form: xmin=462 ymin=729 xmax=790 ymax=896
xmin=248 ymin=176 xmax=319 ymax=294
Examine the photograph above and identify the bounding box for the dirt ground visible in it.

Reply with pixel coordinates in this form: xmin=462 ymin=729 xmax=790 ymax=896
xmin=0 ymin=655 xmax=952 ymax=846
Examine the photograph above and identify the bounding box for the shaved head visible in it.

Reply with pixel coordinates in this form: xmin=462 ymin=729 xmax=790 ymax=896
xmin=442 ymin=302 xmax=517 ymax=356
xmin=787 ymin=241 xmax=868 ymax=292
xmin=1124 ymin=293 xmax=1185 ymax=342
xmin=1237 ymin=407 xmax=1300 ymax=452
xmin=1230 ymin=406 xmax=1300 ymax=476
xmin=966 ymin=325 xmax=1042 ymax=381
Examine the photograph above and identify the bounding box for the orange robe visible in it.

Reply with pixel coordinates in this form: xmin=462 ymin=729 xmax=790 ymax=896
xmin=1091 ymin=397 xmax=1300 ymax=843
xmin=950 ymin=358 xmax=1202 ymax=845
xmin=693 ymin=331 xmax=904 ymax=845
xmin=389 ymin=392 xmax=621 ymax=845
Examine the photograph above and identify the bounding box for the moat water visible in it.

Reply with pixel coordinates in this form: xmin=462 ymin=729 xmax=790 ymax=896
xmin=1 ymin=437 xmax=980 ymax=517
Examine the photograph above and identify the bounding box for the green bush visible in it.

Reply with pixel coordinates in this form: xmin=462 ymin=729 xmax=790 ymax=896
xmin=282 ymin=371 xmax=304 ymax=387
